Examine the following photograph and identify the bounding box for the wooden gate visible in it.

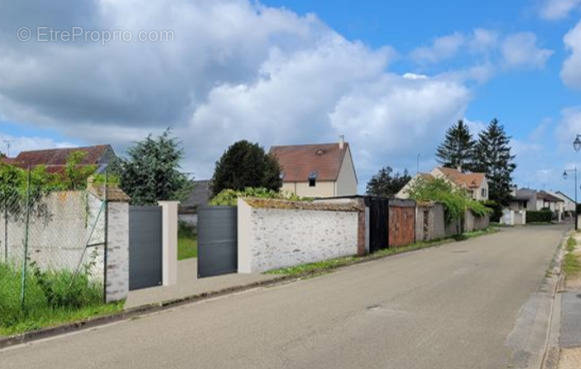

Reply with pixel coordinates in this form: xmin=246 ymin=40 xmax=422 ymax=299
xmin=388 ymin=200 xmax=416 ymax=247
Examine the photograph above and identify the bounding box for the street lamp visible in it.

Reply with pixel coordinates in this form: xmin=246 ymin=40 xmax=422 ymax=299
xmin=563 ymin=167 xmax=578 ymax=230
xmin=574 ymin=135 xmax=581 ymax=152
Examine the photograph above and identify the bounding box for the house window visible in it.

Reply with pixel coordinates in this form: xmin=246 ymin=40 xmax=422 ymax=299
xmin=308 ymin=170 xmax=318 ymax=187
xmin=481 ymin=188 xmax=487 ymax=198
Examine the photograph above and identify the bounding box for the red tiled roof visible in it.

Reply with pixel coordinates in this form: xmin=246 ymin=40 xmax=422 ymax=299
xmin=437 ymin=167 xmax=486 ymax=189
xmin=9 ymin=145 xmax=111 ymax=167
xmin=270 ymin=143 xmax=351 ymax=182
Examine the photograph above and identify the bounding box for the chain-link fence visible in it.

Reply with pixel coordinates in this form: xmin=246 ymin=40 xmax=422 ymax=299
xmin=0 ymin=168 xmax=108 ymax=316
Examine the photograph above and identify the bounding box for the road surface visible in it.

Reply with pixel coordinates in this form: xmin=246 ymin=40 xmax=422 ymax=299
xmin=0 ymin=225 xmax=568 ymax=369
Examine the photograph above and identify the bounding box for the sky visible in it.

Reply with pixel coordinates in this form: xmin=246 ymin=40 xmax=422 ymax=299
xmin=2 ymin=0 xmax=581 ymax=196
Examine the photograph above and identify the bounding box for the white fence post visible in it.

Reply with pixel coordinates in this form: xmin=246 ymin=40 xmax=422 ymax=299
xmin=159 ymin=201 xmax=179 ymax=286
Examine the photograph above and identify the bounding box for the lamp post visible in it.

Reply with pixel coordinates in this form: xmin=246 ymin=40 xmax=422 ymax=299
xmin=563 ymin=167 xmax=578 ymax=230
xmin=572 ymin=135 xmax=581 ymax=229
xmin=574 ymin=135 xmax=581 ymax=153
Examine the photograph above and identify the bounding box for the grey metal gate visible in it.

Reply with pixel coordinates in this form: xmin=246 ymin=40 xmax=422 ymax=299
xmin=197 ymin=206 xmax=237 ymax=278
xmin=129 ymin=206 xmax=162 ymax=290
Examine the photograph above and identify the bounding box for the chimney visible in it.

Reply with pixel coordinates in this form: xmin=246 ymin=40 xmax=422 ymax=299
xmin=339 ymin=135 xmax=345 ymax=150
xmin=456 ymin=165 xmax=462 ymax=172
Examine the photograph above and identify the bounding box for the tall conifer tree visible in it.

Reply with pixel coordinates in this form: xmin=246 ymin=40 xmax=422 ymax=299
xmin=472 ymin=119 xmax=516 ymax=205
xmin=435 ymin=120 xmax=475 ymax=171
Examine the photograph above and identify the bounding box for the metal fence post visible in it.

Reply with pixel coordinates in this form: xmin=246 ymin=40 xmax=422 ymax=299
xmin=20 ymin=167 xmax=31 ymax=310
xmin=103 ymin=169 xmax=109 ymax=303
xmin=3 ymin=191 xmax=7 ymax=263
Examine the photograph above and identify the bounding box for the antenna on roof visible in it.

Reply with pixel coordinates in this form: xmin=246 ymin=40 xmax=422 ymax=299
xmin=2 ymin=139 xmax=11 ymax=157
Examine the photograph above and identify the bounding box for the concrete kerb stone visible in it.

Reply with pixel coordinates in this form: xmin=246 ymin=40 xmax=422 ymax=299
xmin=0 ymin=227 xmax=500 ymax=350
xmin=541 ymin=230 xmax=572 ymax=369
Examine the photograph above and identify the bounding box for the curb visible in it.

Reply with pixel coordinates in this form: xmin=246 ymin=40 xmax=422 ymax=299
xmin=540 ymin=231 xmax=571 ymax=369
xmin=0 ymin=227 xmax=500 ymax=350
xmin=0 ymin=274 xmax=294 ymax=350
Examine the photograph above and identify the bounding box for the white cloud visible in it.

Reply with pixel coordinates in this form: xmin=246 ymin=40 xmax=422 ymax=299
xmin=539 ymin=0 xmax=581 ymax=20
xmin=562 ymin=20 xmax=581 ymax=89
xmin=0 ymin=0 xmax=479 ymax=186
xmin=410 ymin=33 xmax=465 ymax=63
xmin=468 ymin=28 xmax=499 ymax=53
xmin=463 ymin=118 xmax=486 ymax=135
xmin=500 ymin=32 xmax=553 ymax=69
xmin=0 ymin=132 xmax=76 ymax=157
xmin=555 ymin=107 xmax=581 ymax=147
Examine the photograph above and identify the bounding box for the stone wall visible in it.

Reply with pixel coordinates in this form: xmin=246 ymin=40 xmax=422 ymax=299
xmin=463 ymin=210 xmax=490 ymax=232
xmin=415 ymin=203 xmax=446 ymax=241
xmin=416 ymin=204 xmax=489 ymax=240
xmin=238 ymin=198 xmax=359 ymax=273
xmin=0 ymin=189 xmax=129 ymax=303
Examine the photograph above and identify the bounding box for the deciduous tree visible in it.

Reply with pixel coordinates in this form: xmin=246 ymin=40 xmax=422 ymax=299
xmin=366 ymin=166 xmax=411 ymax=197
xmin=211 ymin=140 xmax=281 ymax=196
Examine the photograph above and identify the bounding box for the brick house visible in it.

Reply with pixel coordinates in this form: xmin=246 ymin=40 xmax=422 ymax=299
xmin=270 ymin=137 xmax=358 ymax=198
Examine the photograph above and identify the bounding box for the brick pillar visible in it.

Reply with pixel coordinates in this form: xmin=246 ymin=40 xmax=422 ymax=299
xmin=105 ymin=200 xmax=129 ymax=303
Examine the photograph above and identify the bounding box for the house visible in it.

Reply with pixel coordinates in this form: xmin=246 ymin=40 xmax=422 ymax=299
xmin=1 ymin=145 xmax=116 ymax=173
xmin=509 ymin=188 xmax=564 ymax=213
xmin=179 ymin=180 xmax=211 ymax=227
xmin=554 ymin=191 xmax=576 ymax=213
xmin=397 ymin=167 xmax=488 ymax=201
xmin=270 ymin=137 xmax=358 ymax=198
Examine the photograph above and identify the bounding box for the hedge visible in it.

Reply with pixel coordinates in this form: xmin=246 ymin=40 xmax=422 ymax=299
xmin=527 ymin=210 xmax=552 ymax=223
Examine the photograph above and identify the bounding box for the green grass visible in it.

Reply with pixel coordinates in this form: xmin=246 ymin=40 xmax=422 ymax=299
xmin=0 ymin=263 xmax=123 ymax=336
xmin=563 ymin=236 xmax=581 ymax=278
xmin=266 ymin=227 xmax=498 ymax=277
xmin=178 ymin=220 xmax=198 ymax=260
xmin=178 ymin=235 xmax=198 ymax=260
xmin=0 ymin=302 xmax=123 ymax=336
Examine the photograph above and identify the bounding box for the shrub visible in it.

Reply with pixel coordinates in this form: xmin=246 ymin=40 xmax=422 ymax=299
xmin=0 ymin=262 xmax=104 ymax=330
xmin=178 ymin=220 xmax=196 ymax=238
xmin=527 ymin=210 xmax=552 ymax=223
xmin=210 ymin=187 xmax=311 ymax=206
xmin=406 ymin=177 xmax=491 ymax=223
xmin=482 ymin=200 xmax=502 ymax=222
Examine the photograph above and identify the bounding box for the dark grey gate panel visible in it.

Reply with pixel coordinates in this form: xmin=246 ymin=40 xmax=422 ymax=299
xmin=197 ymin=206 xmax=237 ymax=278
xmin=129 ymin=206 xmax=162 ymax=290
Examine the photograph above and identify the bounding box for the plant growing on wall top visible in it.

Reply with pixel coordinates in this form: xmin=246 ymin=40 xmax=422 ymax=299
xmin=210 ymin=187 xmax=311 ymax=207
xmin=406 ymin=177 xmax=491 ymax=224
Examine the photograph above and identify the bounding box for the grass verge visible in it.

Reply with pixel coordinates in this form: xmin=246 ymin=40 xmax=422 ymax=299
xmin=563 ymin=236 xmax=581 ymax=278
xmin=266 ymin=227 xmax=498 ymax=277
xmin=0 ymin=263 xmax=123 ymax=336
xmin=178 ymin=235 xmax=198 ymax=260
xmin=178 ymin=221 xmax=198 ymax=260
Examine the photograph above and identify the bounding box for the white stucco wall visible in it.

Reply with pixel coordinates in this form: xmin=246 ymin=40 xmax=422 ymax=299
xmin=238 ymin=198 xmax=359 ymax=273
xmin=282 ymin=180 xmax=336 ymax=198
xmin=335 ymin=146 xmax=358 ymax=196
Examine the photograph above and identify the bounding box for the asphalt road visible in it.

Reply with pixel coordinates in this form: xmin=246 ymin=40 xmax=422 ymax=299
xmin=0 ymin=225 xmax=568 ymax=369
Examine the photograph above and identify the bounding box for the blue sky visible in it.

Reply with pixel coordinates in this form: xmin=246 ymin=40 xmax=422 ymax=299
xmin=2 ymin=0 xmax=581 ymax=196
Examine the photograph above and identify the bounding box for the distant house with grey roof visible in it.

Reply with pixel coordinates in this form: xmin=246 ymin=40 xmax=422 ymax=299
xmin=179 ymin=180 xmax=211 ymax=227
xmin=508 ymin=188 xmax=564 ymax=213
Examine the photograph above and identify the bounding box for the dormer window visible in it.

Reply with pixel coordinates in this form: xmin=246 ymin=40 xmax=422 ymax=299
xmin=308 ymin=171 xmax=318 ymax=187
